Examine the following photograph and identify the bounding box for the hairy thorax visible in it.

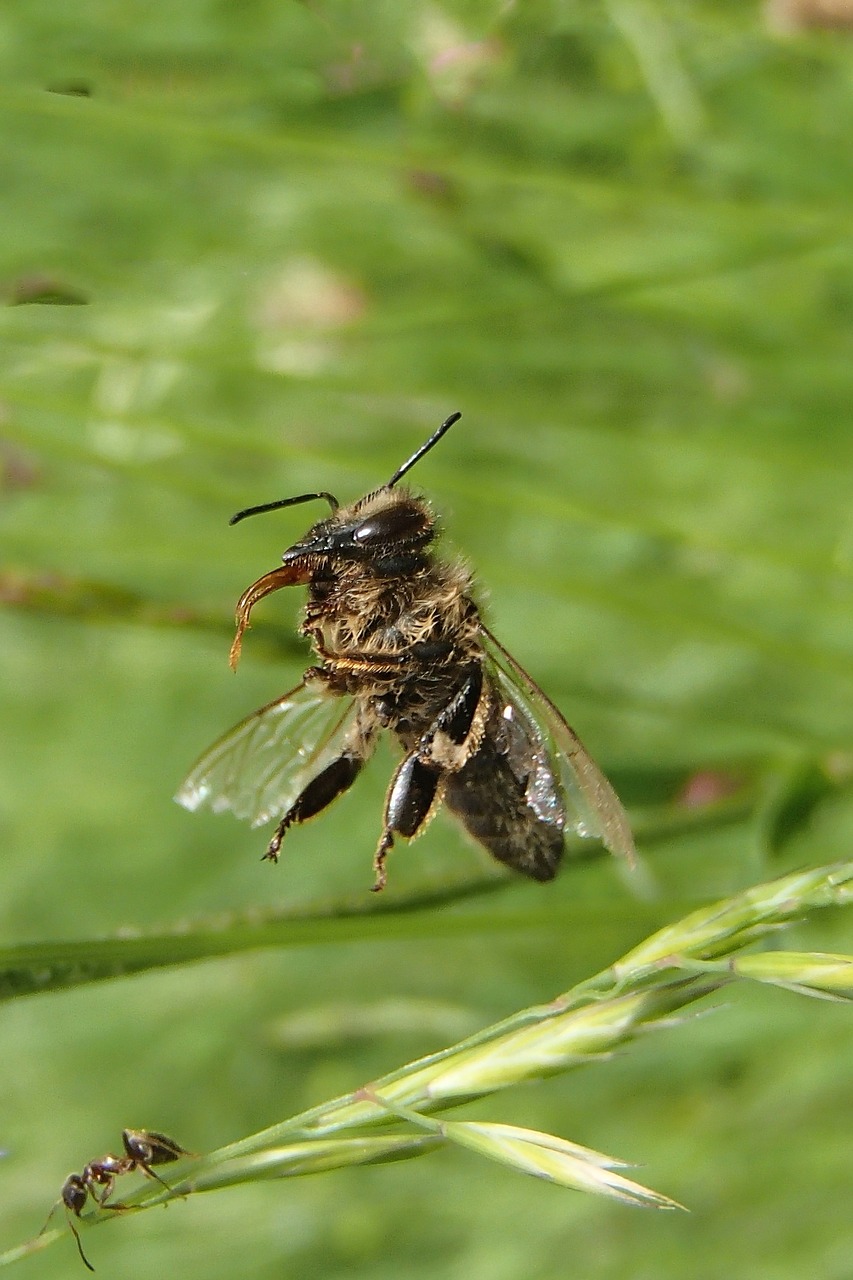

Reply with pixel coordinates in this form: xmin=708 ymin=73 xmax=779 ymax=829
xmin=302 ymin=553 xmax=482 ymax=708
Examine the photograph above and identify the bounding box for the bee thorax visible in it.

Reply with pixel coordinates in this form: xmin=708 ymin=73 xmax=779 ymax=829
xmin=304 ymin=557 xmax=479 ymax=667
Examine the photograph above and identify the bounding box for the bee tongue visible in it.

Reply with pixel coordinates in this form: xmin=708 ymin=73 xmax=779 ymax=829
xmin=229 ymin=563 xmax=310 ymax=670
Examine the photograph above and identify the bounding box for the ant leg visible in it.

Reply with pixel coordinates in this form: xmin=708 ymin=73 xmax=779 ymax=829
xmin=136 ymin=1163 xmax=178 ymax=1195
xmin=89 ymin=1175 xmax=118 ymax=1209
xmin=88 ymin=1162 xmax=142 ymax=1213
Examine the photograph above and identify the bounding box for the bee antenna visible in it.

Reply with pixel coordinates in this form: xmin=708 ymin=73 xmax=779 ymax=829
xmin=229 ymin=492 xmax=339 ymax=526
xmin=386 ymin=412 xmax=461 ymax=489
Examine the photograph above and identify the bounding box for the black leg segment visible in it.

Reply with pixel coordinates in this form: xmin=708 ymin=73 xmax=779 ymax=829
xmin=422 ymin=665 xmax=483 ymax=749
xmin=386 ymin=753 xmax=442 ymax=837
xmin=264 ymin=754 xmax=364 ymax=862
xmin=372 ymin=753 xmax=443 ymax=891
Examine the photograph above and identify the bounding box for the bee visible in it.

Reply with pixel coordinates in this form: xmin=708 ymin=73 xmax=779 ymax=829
xmin=40 ymin=1129 xmax=189 ymax=1271
xmin=176 ymin=412 xmax=635 ymax=890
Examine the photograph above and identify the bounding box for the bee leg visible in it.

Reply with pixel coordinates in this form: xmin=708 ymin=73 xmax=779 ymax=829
xmin=372 ymin=754 xmax=444 ymax=891
xmin=372 ymin=669 xmax=485 ymax=890
xmin=417 ymin=666 xmax=488 ymax=772
xmin=264 ymin=754 xmax=365 ymax=862
xmin=371 ymin=832 xmax=393 ymax=892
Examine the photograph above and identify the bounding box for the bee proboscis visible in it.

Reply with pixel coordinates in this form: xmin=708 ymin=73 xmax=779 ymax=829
xmin=176 ymin=412 xmax=636 ymax=890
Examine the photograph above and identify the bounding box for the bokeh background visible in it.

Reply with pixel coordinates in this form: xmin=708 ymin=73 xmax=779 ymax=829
xmin=2 ymin=3 xmax=853 ymax=1277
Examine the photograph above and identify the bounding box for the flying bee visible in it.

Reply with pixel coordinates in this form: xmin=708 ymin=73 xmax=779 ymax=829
xmin=176 ymin=412 xmax=636 ymax=890
xmin=40 ymin=1129 xmax=189 ymax=1271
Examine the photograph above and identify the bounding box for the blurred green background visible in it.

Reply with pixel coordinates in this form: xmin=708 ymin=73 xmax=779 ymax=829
xmin=2 ymin=2 xmax=853 ymax=1277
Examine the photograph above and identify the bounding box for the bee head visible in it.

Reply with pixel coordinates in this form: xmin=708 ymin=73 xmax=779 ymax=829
xmin=278 ymin=488 xmax=434 ymax=569
xmin=229 ymin=412 xmax=460 ymax=572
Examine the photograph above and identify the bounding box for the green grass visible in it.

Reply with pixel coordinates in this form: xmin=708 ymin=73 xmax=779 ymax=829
xmin=1 ymin=4 xmax=853 ymax=1278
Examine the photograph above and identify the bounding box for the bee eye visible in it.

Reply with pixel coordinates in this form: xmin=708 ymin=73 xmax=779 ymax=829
xmin=352 ymin=504 xmax=430 ymax=547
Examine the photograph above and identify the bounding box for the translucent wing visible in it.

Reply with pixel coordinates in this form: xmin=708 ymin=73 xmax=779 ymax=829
xmin=175 ymin=681 xmax=360 ymax=828
xmin=479 ymin=625 xmax=636 ymax=867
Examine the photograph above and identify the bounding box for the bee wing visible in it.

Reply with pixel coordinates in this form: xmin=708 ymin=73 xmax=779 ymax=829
xmin=175 ymin=682 xmax=359 ymax=827
xmin=479 ymin=625 xmax=636 ymax=867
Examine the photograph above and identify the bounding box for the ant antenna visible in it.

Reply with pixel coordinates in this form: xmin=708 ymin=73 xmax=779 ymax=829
xmin=386 ymin=411 xmax=461 ymax=488
xmin=37 ymin=1199 xmax=94 ymax=1273
xmin=68 ymin=1221 xmax=94 ymax=1272
xmin=229 ymin=492 xmax=339 ymax=526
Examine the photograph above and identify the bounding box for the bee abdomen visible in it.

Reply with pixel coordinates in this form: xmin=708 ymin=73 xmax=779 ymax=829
xmin=444 ymin=742 xmax=564 ymax=882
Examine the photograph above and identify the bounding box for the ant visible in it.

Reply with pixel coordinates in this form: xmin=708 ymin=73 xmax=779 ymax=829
xmin=41 ymin=1128 xmax=189 ymax=1271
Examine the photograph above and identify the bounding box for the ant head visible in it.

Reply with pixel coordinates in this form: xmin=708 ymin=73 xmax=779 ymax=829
xmin=61 ymin=1175 xmax=88 ymax=1217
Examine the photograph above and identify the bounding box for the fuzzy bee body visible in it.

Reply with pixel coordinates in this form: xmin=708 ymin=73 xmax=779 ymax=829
xmin=177 ymin=414 xmax=635 ymax=890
